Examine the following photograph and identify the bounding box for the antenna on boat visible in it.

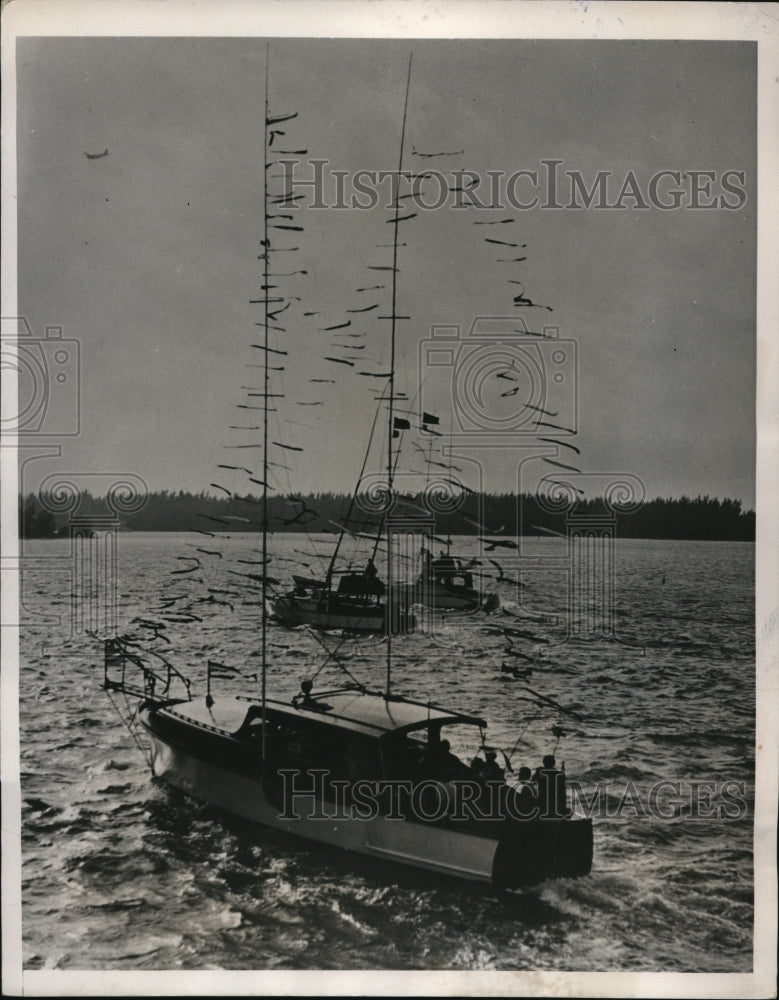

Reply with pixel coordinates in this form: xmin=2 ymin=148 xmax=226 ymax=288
xmin=324 ymin=396 xmax=384 ymax=592
xmin=385 ymin=52 xmax=413 ymax=699
xmin=260 ymin=44 xmax=273 ymax=757
xmin=445 ymin=412 xmax=454 ymax=555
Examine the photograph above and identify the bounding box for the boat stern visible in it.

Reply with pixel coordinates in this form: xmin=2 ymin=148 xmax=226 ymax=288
xmin=491 ymin=817 xmax=593 ymax=889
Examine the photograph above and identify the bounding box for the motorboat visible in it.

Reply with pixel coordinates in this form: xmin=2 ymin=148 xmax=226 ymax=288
xmin=397 ymin=550 xmax=500 ymax=614
xmin=103 ymin=647 xmax=592 ymax=889
xmin=271 ymin=571 xmax=415 ymax=634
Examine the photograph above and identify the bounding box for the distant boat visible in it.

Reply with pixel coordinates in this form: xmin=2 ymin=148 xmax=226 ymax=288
xmin=396 ymin=548 xmax=500 ymax=614
xmin=271 ymin=569 xmax=414 ymax=635
xmin=271 ymin=395 xmax=415 ymax=635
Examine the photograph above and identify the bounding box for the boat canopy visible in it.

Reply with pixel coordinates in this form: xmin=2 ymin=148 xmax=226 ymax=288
xmin=292 ymin=574 xmax=327 ymax=589
xmin=275 ymin=689 xmax=486 ymax=740
xmin=158 ymin=689 xmax=486 ymax=742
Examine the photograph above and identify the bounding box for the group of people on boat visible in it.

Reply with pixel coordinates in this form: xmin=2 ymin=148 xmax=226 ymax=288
xmin=341 ymin=730 xmax=570 ymax=821
xmin=470 ymin=750 xmax=571 ymax=819
xmin=425 ymin=741 xmax=570 ymax=820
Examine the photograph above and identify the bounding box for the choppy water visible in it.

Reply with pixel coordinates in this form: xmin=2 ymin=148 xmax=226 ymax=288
xmin=18 ymin=533 xmax=754 ymax=971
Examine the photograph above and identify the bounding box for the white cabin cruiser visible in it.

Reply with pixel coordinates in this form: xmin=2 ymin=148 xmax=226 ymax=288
xmin=103 ymin=647 xmax=592 ymax=889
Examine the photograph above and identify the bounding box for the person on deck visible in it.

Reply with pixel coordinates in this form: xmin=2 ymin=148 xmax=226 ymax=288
xmin=483 ymin=750 xmax=505 ymax=783
xmin=514 ymin=765 xmax=537 ymax=817
xmin=421 ymin=738 xmax=463 ymax=780
xmin=532 ymin=754 xmax=570 ymax=818
xmin=362 ymin=557 xmax=384 ymax=596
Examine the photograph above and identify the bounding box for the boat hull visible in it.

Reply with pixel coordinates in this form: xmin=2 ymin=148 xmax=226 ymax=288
xmin=271 ymin=595 xmax=416 ymax=634
xmin=395 ymin=581 xmax=499 ymax=614
xmin=145 ymin=725 xmax=498 ymax=883
xmin=140 ymin=706 xmax=592 ymax=889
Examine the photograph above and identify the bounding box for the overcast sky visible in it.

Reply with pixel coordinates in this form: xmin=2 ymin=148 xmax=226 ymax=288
xmin=16 ymin=37 xmax=756 ymax=507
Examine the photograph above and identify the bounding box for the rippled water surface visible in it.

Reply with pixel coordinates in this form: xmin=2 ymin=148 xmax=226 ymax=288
xmin=18 ymin=534 xmax=754 ymax=971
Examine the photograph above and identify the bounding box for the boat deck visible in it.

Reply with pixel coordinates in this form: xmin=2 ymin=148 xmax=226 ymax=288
xmin=163 ymin=698 xmax=249 ymax=735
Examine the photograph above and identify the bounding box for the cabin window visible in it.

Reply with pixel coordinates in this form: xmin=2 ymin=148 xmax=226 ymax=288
xmin=380 ymin=734 xmax=426 ymax=780
xmin=267 ymin=719 xmax=380 ymax=781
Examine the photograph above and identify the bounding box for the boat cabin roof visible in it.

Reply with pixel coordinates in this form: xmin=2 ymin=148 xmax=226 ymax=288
xmin=161 ymin=689 xmax=486 ymax=741
xmin=276 ymin=689 xmax=486 ymax=739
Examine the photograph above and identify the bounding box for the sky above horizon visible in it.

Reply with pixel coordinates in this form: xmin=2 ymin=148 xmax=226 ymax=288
xmin=15 ymin=37 xmax=756 ymax=509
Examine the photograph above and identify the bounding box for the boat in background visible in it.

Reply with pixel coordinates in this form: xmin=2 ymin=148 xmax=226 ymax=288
xmin=396 ymin=547 xmax=500 ymax=614
xmin=271 ymin=568 xmax=415 ymax=634
xmin=270 ymin=398 xmax=416 ymax=635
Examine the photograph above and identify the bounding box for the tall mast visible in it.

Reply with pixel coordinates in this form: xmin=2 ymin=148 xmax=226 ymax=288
xmin=386 ymin=53 xmax=413 ymax=698
xmin=325 ymin=398 xmax=383 ymax=590
xmin=260 ymin=47 xmax=271 ymax=758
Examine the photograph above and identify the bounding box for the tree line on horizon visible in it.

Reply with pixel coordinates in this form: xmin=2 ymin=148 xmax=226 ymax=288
xmin=19 ymin=489 xmax=755 ymax=541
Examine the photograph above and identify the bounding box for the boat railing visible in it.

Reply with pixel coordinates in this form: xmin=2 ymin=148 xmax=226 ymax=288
xmin=102 ymin=635 xmax=192 ymax=704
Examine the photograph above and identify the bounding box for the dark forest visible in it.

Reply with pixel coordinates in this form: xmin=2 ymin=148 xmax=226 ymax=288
xmin=19 ymin=489 xmax=755 ymax=541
